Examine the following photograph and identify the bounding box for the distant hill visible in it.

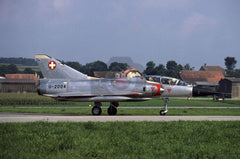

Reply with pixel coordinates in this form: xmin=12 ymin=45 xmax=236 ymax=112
xmin=107 ymin=57 xmax=144 ymax=73
xmin=0 ymin=57 xmax=37 ymax=66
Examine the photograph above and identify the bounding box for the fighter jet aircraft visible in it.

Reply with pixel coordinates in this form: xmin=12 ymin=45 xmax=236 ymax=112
xmin=35 ymin=55 xmax=215 ymax=115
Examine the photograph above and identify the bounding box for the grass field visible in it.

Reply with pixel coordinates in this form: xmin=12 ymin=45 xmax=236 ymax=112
xmin=1 ymin=93 xmax=240 ymax=115
xmin=0 ymin=121 xmax=240 ymax=159
xmin=1 ymin=93 xmax=240 ymax=107
xmin=0 ymin=64 xmax=40 ymax=72
xmin=16 ymin=65 xmax=40 ymax=72
xmin=1 ymin=93 xmax=240 ymax=158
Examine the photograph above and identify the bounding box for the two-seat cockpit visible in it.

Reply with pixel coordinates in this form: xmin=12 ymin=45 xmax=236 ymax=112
xmin=145 ymin=75 xmax=190 ymax=86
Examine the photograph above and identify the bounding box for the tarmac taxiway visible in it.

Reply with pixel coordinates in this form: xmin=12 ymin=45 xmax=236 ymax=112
xmin=0 ymin=112 xmax=240 ymax=122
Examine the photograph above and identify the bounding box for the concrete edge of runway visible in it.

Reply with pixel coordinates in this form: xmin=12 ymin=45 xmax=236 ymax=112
xmin=1 ymin=113 xmax=240 ymax=122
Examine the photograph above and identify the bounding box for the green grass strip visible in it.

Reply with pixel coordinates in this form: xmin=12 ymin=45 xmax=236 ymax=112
xmin=1 ymin=93 xmax=240 ymax=107
xmin=0 ymin=121 xmax=240 ymax=159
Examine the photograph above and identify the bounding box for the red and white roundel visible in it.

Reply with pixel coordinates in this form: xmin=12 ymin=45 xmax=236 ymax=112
xmin=48 ymin=61 xmax=57 ymax=70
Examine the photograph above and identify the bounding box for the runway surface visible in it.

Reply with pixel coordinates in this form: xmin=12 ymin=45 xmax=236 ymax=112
xmin=1 ymin=112 xmax=240 ymax=122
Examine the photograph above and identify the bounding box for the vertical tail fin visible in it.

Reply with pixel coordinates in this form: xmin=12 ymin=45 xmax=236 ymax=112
xmin=35 ymin=54 xmax=88 ymax=79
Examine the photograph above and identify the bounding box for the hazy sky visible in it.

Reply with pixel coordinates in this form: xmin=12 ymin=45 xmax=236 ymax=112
xmin=0 ymin=0 xmax=240 ymax=69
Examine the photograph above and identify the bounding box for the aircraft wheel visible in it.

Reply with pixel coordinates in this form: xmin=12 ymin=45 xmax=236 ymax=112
xmin=160 ymin=110 xmax=166 ymax=116
xmin=108 ymin=106 xmax=117 ymax=115
xmin=92 ymin=106 xmax=102 ymax=115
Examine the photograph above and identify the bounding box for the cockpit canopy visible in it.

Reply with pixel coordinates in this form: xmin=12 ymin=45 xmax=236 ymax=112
xmin=145 ymin=75 xmax=190 ymax=86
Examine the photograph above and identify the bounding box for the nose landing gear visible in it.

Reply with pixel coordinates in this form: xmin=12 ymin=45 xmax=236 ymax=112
xmin=160 ymin=98 xmax=169 ymax=116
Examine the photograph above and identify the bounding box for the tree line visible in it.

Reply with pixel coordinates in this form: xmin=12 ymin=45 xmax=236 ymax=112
xmin=63 ymin=61 xmax=129 ymax=77
xmin=143 ymin=61 xmax=193 ymax=78
xmin=0 ymin=64 xmax=37 ymax=77
xmin=44 ymin=60 xmax=193 ymax=78
xmin=143 ymin=57 xmax=240 ymax=78
xmin=0 ymin=61 xmax=129 ymax=77
xmin=0 ymin=57 xmax=37 ymax=66
xmin=0 ymin=56 xmax=239 ymax=78
xmin=224 ymin=57 xmax=240 ymax=78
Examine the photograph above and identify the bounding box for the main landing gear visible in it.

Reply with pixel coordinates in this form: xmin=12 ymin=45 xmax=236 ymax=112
xmin=108 ymin=102 xmax=119 ymax=115
xmin=160 ymin=98 xmax=169 ymax=116
xmin=92 ymin=102 xmax=119 ymax=116
xmin=92 ymin=102 xmax=102 ymax=115
xmin=92 ymin=100 xmax=169 ymax=116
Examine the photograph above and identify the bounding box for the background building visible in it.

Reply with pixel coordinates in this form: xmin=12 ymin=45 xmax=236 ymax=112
xmin=200 ymin=65 xmax=226 ymax=76
xmin=0 ymin=74 xmax=39 ymax=92
xmin=219 ymin=78 xmax=240 ymax=98
xmin=179 ymin=70 xmax=224 ymax=85
xmin=179 ymin=65 xmax=225 ymax=98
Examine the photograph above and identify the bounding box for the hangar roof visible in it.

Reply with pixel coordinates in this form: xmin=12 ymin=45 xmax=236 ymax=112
xmin=179 ymin=70 xmax=224 ymax=84
xmin=221 ymin=77 xmax=240 ymax=83
xmin=200 ymin=65 xmax=225 ymax=75
xmin=0 ymin=79 xmax=35 ymax=84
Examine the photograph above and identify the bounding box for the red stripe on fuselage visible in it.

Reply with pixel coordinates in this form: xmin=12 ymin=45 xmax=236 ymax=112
xmin=152 ymin=83 xmax=162 ymax=96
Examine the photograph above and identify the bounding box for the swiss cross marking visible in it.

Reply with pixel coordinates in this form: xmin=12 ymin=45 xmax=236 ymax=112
xmin=48 ymin=61 xmax=57 ymax=70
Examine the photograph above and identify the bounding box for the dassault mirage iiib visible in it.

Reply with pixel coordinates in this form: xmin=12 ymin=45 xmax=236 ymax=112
xmin=35 ymin=55 xmax=214 ymax=115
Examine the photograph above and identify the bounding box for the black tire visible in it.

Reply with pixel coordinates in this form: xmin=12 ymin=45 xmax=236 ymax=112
xmin=92 ymin=106 xmax=102 ymax=115
xmin=108 ymin=106 xmax=117 ymax=115
xmin=160 ymin=110 xmax=166 ymax=116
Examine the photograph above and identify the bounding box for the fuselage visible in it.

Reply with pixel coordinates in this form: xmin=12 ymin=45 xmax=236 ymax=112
xmin=161 ymin=84 xmax=193 ymax=97
xmin=38 ymin=77 xmax=165 ymax=102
